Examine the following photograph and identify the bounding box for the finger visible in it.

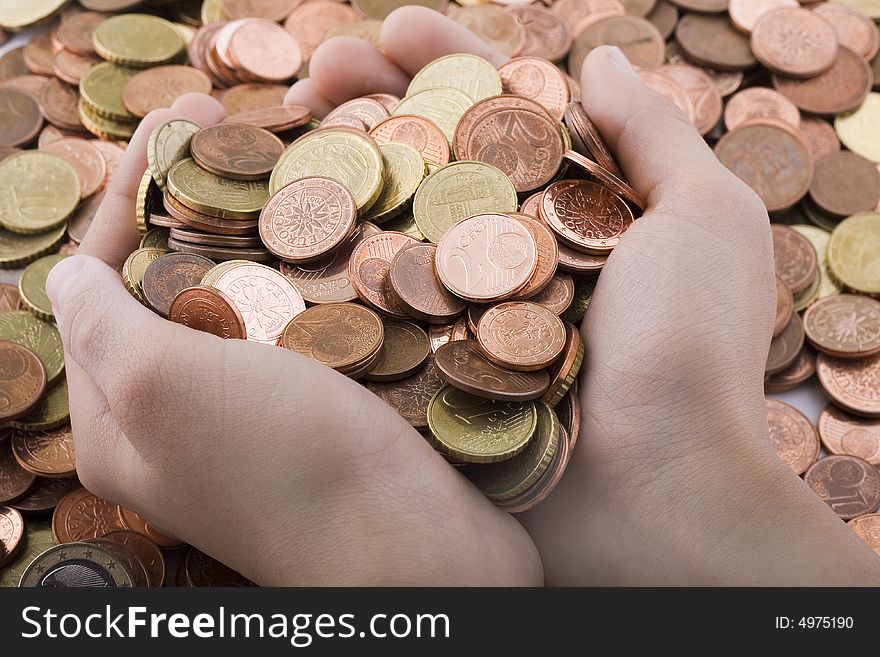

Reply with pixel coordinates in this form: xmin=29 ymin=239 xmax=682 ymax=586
xmin=380 ymin=6 xmax=508 ymax=75
xmin=79 ymin=94 xmax=227 ymax=268
xmin=580 ymin=46 xmax=733 ymax=208
xmin=309 ymin=37 xmax=409 ymax=107
xmin=284 ymin=78 xmax=336 ymax=119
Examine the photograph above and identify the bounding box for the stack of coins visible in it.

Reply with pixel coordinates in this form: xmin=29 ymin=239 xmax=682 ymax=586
xmin=3 ymin=0 xmax=880 ymax=586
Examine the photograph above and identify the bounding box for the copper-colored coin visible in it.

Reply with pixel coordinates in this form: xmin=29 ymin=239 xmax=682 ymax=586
xmin=42 ymin=137 xmax=107 ymax=199
xmin=568 ymin=15 xmax=665 ymax=81
xmin=636 ymin=69 xmax=696 ymax=123
xmin=0 ymin=89 xmax=42 ymax=148
xmin=224 ymin=104 xmax=312 ymax=133
xmin=813 ymin=3 xmax=879 ymax=63
xmin=169 ymin=229 xmax=262 ymax=249
xmin=142 ymin=252 xmax=216 ymax=318
xmin=676 ymin=14 xmax=757 ymax=72
xmin=773 ymin=48 xmax=872 ymax=116
xmin=169 ymin=286 xmax=248 ymax=340
xmin=0 ymin=283 xmax=21 ymax=311
xmin=804 ymin=294 xmax=880 ymax=359
xmin=0 ymin=505 xmax=24 ymax=567
xmin=321 ymin=115 xmax=366 ymax=131
xmin=715 ymin=120 xmax=813 ymax=213
xmin=506 ymin=214 xmax=559 ymax=301
xmin=809 ymin=152 xmax=880 ymax=219
xmin=799 ymin=117 xmax=840 ymax=164
xmin=519 ymin=191 xmax=543 ymax=220
xmin=804 ymin=455 xmax=880 ymax=519
xmin=350 ymin=231 xmax=422 ymax=318
xmin=0 ymin=341 xmax=46 ymax=423
xmin=817 ymin=352 xmax=880 ymax=418
xmin=498 ymin=57 xmax=570 ymax=121
xmin=541 ymin=179 xmax=634 ymax=255
xmin=728 ymin=0 xmax=797 ymax=34
xmin=281 ymin=303 xmax=384 ymax=372
xmin=10 ymin=477 xmax=81 ymax=515
xmin=388 ymin=242 xmax=467 ymax=324
xmin=751 ymin=7 xmax=838 ymax=78
xmin=818 ymin=404 xmax=880 ymax=466
xmin=185 ymin=547 xmax=254 ymax=587
xmin=427 ymin=317 xmax=471 ymax=354
xmin=221 ymin=0 xmax=303 ymax=21
xmin=53 ymin=50 xmax=100 ymax=86
xmin=224 ymin=18 xmax=302 ymax=83
xmin=562 ymin=150 xmax=644 ymax=211
xmin=476 ymin=301 xmax=567 ymax=372
xmin=0 ymin=48 xmax=27 ymax=82
xmin=56 ymin=11 xmax=107 ymax=56
xmin=658 ymin=64 xmax=722 ymax=136
xmin=23 ymin=33 xmax=54 ymax=77
xmin=434 ymin=340 xmax=550 ymax=402
xmin=322 ymin=98 xmax=388 ymax=132
xmin=551 ymin=0 xmax=625 ymax=35
xmin=366 ymin=356 xmax=445 ymax=430
xmin=259 ymin=176 xmax=356 ymax=263
xmin=284 ymin=1 xmax=359 ymax=62
xmin=80 ymin=536 xmax=150 ymax=587
xmin=10 ymin=426 xmax=76 ymax=479
xmin=52 ymin=488 xmax=126 ymax=543
xmin=849 ymin=514 xmax=880 ymax=556
xmin=280 ymin=222 xmax=381 ymax=304
xmin=370 ymin=115 xmax=450 ymax=166
xmin=0 ymin=74 xmax=48 ymax=102
xmin=219 ymin=84 xmax=288 ymax=116
xmin=0 ymin=436 xmax=35 ymax=505
xmin=122 ymin=65 xmax=212 ymax=119
xmin=724 ymin=87 xmax=800 ymax=131
xmin=454 ymin=95 xmax=564 ymax=193
xmin=543 ymin=322 xmax=584 ymax=407
xmin=118 ymin=507 xmax=184 ymax=548
xmin=509 ymin=5 xmax=573 ymax=63
xmin=563 ymin=102 xmax=623 ymax=179
xmin=435 ymin=213 xmax=538 ymax=303
xmin=191 ymin=123 xmax=283 ymax=182
xmin=765 ymin=398 xmax=820 ymax=475
xmin=103 ymin=530 xmax=166 ymax=588
xmin=68 ymin=190 xmax=105 ymax=244
xmin=774 ymin=274 xmax=794 ymax=337
xmin=167 ymin=239 xmax=273 ymax=263
xmin=37 ymin=78 xmax=81 ymax=132
xmin=764 ymin=345 xmax=815 ymax=393
xmin=772 ymin=224 xmax=818 ymax=295
xmin=364 ymin=320 xmax=430 ymax=382
xmin=163 ymin=191 xmax=259 ymax=236
xmin=766 ymin=312 xmax=805 ymax=375
xmin=528 ymin=272 xmax=575 ymax=316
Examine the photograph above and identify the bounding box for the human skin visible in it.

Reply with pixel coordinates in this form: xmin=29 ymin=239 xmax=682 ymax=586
xmin=46 ymin=7 xmax=880 ymax=585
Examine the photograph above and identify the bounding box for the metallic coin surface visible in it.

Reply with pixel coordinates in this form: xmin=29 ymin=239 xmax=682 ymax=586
xmin=767 ymin=312 xmax=805 ymax=375
xmin=804 ymin=294 xmax=880 ymax=358
xmin=117 ymin=507 xmax=183 ymax=548
xmin=0 ymin=312 xmax=64 ymax=385
xmin=322 ymin=98 xmax=389 ymax=132
xmin=10 ymin=477 xmax=80 ymax=515
xmin=0 ymin=505 xmax=24 ymax=567
xmin=568 ymin=15 xmax=665 ymax=80
xmin=388 ymin=242 xmax=467 ymax=324
xmin=541 ymin=179 xmax=633 ymax=254
xmin=123 ymin=65 xmax=212 ymax=118
xmin=223 ymin=104 xmax=311 ymax=133
xmin=52 ymin=488 xmax=126 ymax=544
xmin=366 ymin=356 xmax=445 ymax=430
xmin=819 ymin=404 xmax=880 ymax=466
xmin=817 ymin=352 xmax=880 ymax=417
xmin=809 ymin=152 xmax=880 ymax=218
xmin=364 ymin=320 xmax=430 ymax=382
xmin=849 ymin=514 xmax=880 ymax=556
xmin=774 ymin=48 xmax=872 ymax=117
xmin=103 ymin=530 xmax=166 ymax=588
xmin=142 ymin=252 xmax=216 ymax=318
xmin=370 ymin=115 xmax=450 ymax=167
xmin=0 ymin=436 xmax=35 ymax=505
xmin=543 ymin=322 xmax=584 ymax=408
xmin=658 ymin=63 xmax=722 ymax=136
xmin=0 ymin=341 xmax=46 ymax=423
xmin=508 ymin=215 xmax=560 ymax=302
xmin=349 ymin=231 xmax=421 ymax=318
xmin=563 ymin=102 xmax=623 ymax=179
xmin=675 ymin=13 xmax=757 ymax=72
xmin=184 ymin=547 xmax=253 ymax=587
xmin=10 ymin=426 xmax=75 ymax=478
xmin=750 ymin=7 xmax=838 ymax=78
xmin=364 ymin=142 xmax=426 ymax=223
xmin=20 ymin=542 xmax=135 ymax=588
xmin=168 ymin=158 xmax=269 ymax=219
xmin=147 ymin=118 xmax=200 ymax=191
xmin=723 ymin=87 xmax=800 ymax=131
xmin=772 ymin=224 xmax=819 ymax=296
xmin=449 ymin=6 xmax=525 ymax=58
xmin=509 ymin=5 xmax=572 ymax=63
xmin=169 ymin=285 xmax=248 ymax=340
xmin=0 ymin=88 xmax=42 ymax=148
xmin=498 ymin=57 xmax=570 ymax=121
xmin=827 ymin=212 xmax=880 ymax=296
xmin=774 ymin=274 xmax=794 ymax=337
xmin=764 ymin=345 xmax=816 ymax=393
xmin=804 ymin=455 xmax=880 ymax=520
xmin=281 ymin=303 xmax=384 ymax=372
xmin=191 ymin=123 xmax=284 ymax=182
xmin=0 ymin=151 xmax=80 ymax=234
xmin=476 ymin=302 xmax=567 ymax=372
xmin=765 ymin=398 xmax=820 ymax=475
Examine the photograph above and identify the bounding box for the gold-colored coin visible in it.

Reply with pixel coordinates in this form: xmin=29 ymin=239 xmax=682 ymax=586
xmin=140 ymin=228 xmax=170 ymax=250
xmin=427 ymin=385 xmax=537 ymax=464
xmin=0 ymin=0 xmax=67 ymax=31
xmin=0 ymin=152 xmax=80 ymax=235
xmin=147 ymin=118 xmax=200 ymax=192
xmin=168 ymin=158 xmax=269 ymax=220
xmin=18 ymin=254 xmax=68 ymax=321
xmin=792 ymin=224 xmax=841 ymax=302
xmin=0 ymin=519 xmax=55 ymax=588
xmin=78 ymin=101 xmax=137 ymax=141
xmin=79 ymin=62 xmax=137 ymax=122
xmin=93 ymin=14 xmax=186 ymax=68
xmin=135 ymin=170 xmax=153 ymax=236
xmin=406 ymin=54 xmax=500 ymax=103
xmin=0 ymin=224 xmax=66 ymax=269
xmin=381 ymin=210 xmax=425 ymax=240
xmin=122 ymin=247 xmax=169 ymax=302
xmin=270 ymin=128 xmax=385 ymax=212
xmin=201 ymin=0 xmax=229 ymax=23
xmin=392 ymin=87 xmax=474 ymax=143
xmin=827 ymin=212 xmax=880 ymax=296
xmin=363 ymin=143 xmax=426 ymax=223
xmin=561 ymin=275 xmax=597 ymax=324
xmin=173 ymin=22 xmax=196 ymax=46
xmin=200 ymin=260 xmax=253 ymax=287
xmin=0 ymin=311 xmax=64 ymax=385
xmin=8 ymin=378 xmax=69 ymax=431
xmin=463 ymin=400 xmax=559 ymax=500
xmin=793 ymin=272 xmax=821 ymax=312
xmin=835 ymin=93 xmax=880 ymax=164
xmin=413 ymin=161 xmax=518 ymax=244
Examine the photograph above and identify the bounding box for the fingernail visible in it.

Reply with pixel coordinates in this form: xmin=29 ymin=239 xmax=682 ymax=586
xmin=46 ymin=255 xmax=88 ymax=314
xmin=605 ymin=46 xmax=637 ymax=78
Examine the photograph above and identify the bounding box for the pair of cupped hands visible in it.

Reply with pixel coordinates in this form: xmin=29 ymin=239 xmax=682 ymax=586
xmin=46 ymin=7 xmax=880 ymax=585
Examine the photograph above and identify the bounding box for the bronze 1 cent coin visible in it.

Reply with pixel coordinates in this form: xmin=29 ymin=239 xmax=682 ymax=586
xmin=0 ymin=88 xmax=43 ymax=148
xmin=764 ymin=345 xmax=816 ymax=393
xmin=804 ymin=294 xmax=880 ymax=358
xmin=804 ymin=455 xmax=880 ymax=520
xmin=388 ymin=242 xmax=467 ymax=324
xmin=817 ymin=352 xmax=880 ymax=418
xmin=52 ymin=487 xmax=126 ymax=543
xmin=10 ymin=477 xmax=81 ymax=515
xmin=774 ymin=274 xmax=794 ymax=337
xmin=540 ymin=179 xmax=634 ymax=254
xmin=476 ymin=301 xmax=567 ymax=372
xmin=370 ymin=114 xmax=450 ymax=166
xmin=0 ymin=435 xmax=35 ymax=505
xmin=563 ymin=101 xmax=623 ymax=179
xmin=527 ymin=272 xmax=575 ymax=316
xmin=766 ymin=312 xmax=805 ymax=375
xmin=350 ymin=231 xmax=421 ymax=318
xmin=818 ymin=404 xmax=880 ymax=466
xmin=771 ymin=224 xmax=818 ymax=295
xmin=808 ymin=152 xmax=880 ymax=218
xmin=10 ymin=425 xmax=76 ymax=478
xmin=142 ymin=252 xmax=216 ymax=318
xmin=364 ymin=320 xmax=430 ymax=382
xmin=191 ymin=123 xmax=284 ymax=181
xmin=765 ymin=398 xmax=820 ymax=475
xmin=366 ymin=356 xmax=445 ymax=431
xmin=0 ymin=341 xmax=47 ymax=423
xmin=169 ymin=286 xmax=248 ymax=340
xmin=434 ymin=340 xmax=550 ymax=402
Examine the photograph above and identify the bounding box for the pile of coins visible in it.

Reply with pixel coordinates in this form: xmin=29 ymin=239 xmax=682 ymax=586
xmin=2 ymin=0 xmax=880 ymax=587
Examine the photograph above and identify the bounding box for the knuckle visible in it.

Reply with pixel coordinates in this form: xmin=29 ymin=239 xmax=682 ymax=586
xmin=64 ymin=283 xmax=110 ymax=365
